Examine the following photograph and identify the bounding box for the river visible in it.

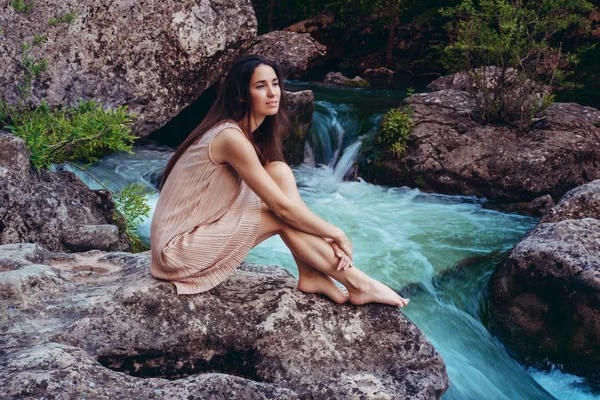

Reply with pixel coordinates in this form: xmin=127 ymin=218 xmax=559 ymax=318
xmin=69 ymin=81 xmax=599 ymax=400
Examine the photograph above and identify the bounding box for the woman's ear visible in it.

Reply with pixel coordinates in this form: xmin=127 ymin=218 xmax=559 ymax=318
xmin=238 ymin=97 xmax=244 ymax=103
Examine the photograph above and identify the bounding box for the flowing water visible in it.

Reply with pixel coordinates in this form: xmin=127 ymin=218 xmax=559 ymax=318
xmin=69 ymin=81 xmax=599 ymax=400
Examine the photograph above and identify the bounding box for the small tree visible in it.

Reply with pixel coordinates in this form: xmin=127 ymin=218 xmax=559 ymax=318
xmin=441 ymin=0 xmax=595 ymax=130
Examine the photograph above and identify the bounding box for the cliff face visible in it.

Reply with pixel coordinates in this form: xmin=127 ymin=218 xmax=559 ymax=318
xmin=0 ymin=244 xmax=450 ymax=399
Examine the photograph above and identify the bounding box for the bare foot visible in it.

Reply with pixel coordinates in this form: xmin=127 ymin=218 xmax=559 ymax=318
xmin=298 ymin=272 xmax=349 ymax=304
xmin=348 ymin=278 xmax=409 ymax=308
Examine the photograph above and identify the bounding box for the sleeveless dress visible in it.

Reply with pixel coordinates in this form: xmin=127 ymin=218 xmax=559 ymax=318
xmin=150 ymin=121 xmax=261 ymax=294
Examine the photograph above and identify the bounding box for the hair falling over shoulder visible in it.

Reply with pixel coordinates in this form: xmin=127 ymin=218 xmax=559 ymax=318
xmin=158 ymin=55 xmax=290 ymax=191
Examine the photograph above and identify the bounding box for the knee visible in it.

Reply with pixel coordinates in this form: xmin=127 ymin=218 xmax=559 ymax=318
xmin=265 ymin=161 xmax=294 ymax=185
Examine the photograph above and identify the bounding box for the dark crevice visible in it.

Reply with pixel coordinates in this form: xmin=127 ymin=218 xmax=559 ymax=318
xmin=97 ymin=347 xmax=263 ymax=381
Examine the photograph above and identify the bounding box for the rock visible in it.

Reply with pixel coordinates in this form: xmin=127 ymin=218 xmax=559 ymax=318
xmin=359 ymin=87 xmax=600 ymax=203
xmin=489 ymin=181 xmax=600 ymax=384
xmin=0 ymin=131 xmax=130 ymax=252
xmin=1 ymin=0 xmax=257 ymax=138
xmin=0 ymin=243 xmax=449 ymax=399
xmin=284 ymin=90 xmax=314 ymax=165
xmin=490 ymin=194 xmax=555 ymax=217
xmin=323 ymin=72 xmax=371 ymax=88
xmin=540 ymin=180 xmax=600 ymax=223
xmin=246 ymin=31 xmax=326 ymax=78
xmin=62 ymin=224 xmax=120 ymax=252
xmin=364 ymin=67 xmax=395 ymax=79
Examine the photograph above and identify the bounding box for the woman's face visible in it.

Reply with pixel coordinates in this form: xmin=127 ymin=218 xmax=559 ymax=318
xmin=248 ymin=64 xmax=280 ymax=119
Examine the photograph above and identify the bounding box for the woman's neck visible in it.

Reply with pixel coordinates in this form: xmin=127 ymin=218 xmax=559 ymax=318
xmin=239 ymin=113 xmax=264 ymax=134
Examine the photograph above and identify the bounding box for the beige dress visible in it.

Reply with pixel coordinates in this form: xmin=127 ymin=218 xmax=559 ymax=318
xmin=150 ymin=121 xmax=261 ymax=294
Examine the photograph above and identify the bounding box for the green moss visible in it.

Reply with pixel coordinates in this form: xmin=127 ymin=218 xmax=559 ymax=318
xmin=283 ymin=115 xmax=305 ymax=166
xmin=48 ymin=11 xmax=77 ymax=27
xmin=343 ymin=79 xmax=371 ymax=88
xmin=11 ymin=0 xmax=34 ymax=13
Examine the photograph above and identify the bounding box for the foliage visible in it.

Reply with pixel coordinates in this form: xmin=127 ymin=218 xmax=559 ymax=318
xmin=112 ymin=183 xmax=151 ymax=253
xmin=440 ymin=0 xmax=595 ymax=129
xmin=18 ymin=43 xmax=47 ymax=101
xmin=4 ymin=100 xmax=136 ymax=170
xmin=11 ymin=0 xmax=34 ymax=13
xmin=377 ymin=106 xmax=414 ymax=158
xmin=48 ymin=12 xmax=77 ymax=27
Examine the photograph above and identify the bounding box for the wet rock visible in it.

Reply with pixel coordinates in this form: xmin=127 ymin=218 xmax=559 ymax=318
xmin=490 ymin=180 xmax=600 ymax=383
xmin=1 ymin=0 xmax=257 ymax=138
xmin=246 ymin=31 xmax=326 ymax=78
xmin=323 ymin=72 xmax=370 ymax=88
xmin=364 ymin=67 xmax=394 ymax=78
xmin=0 ymin=243 xmax=449 ymax=399
xmin=0 ymin=132 xmax=129 ymax=252
xmin=360 ymin=87 xmax=600 ymax=203
xmin=284 ymin=90 xmax=314 ymax=165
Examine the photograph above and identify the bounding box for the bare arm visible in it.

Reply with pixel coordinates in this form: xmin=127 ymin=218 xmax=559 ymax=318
xmin=211 ymin=128 xmax=353 ymax=257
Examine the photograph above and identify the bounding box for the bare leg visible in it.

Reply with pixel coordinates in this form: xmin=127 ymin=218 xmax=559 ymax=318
xmin=263 ymin=162 xmax=348 ymax=304
xmin=257 ymin=162 xmax=409 ymax=307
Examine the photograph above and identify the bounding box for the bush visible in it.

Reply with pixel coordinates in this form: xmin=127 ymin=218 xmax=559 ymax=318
xmin=112 ymin=183 xmax=151 ymax=253
xmin=4 ymin=100 xmax=136 ymax=170
xmin=441 ymin=0 xmax=595 ymax=130
xmin=377 ymin=106 xmax=414 ymax=158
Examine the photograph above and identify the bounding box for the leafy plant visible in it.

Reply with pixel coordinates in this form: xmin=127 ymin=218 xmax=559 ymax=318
xmin=5 ymin=100 xmax=137 ymax=170
xmin=18 ymin=43 xmax=47 ymax=101
xmin=440 ymin=0 xmax=595 ymax=130
xmin=48 ymin=12 xmax=77 ymax=27
xmin=11 ymin=0 xmax=34 ymax=13
xmin=377 ymin=106 xmax=414 ymax=158
xmin=112 ymin=183 xmax=151 ymax=252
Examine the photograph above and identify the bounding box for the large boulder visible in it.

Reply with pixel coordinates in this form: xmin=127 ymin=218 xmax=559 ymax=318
xmin=1 ymin=0 xmax=257 ymax=138
xmin=0 ymin=243 xmax=449 ymax=399
xmin=284 ymin=90 xmax=314 ymax=165
xmin=360 ymin=85 xmax=600 ymax=203
xmin=246 ymin=31 xmax=326 ymax=78
xmin=0 ymin=131 xmax=129 ymax=252
xmin=489 ymin=180 xmax=600 ymax=384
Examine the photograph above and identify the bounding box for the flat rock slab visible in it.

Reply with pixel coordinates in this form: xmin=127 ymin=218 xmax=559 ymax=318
xmin=0 ymin=244 xmax=449 ymax=399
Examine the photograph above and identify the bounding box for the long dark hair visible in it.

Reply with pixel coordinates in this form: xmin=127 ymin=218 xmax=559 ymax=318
xmin=159 ymin=54 xmax=290 ymax=190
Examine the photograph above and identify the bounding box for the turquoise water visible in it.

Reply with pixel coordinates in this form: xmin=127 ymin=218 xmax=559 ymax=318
xmin=70 ymin=82 xmax=599 ymax=400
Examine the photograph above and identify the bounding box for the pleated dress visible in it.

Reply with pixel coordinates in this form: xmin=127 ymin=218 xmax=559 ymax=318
xmin=150 ymin=121 xmax=261 ymax=294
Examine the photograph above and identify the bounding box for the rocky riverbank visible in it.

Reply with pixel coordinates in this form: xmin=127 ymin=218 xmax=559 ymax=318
xmin=359 ymin=73 xmax=600 ymax=207
xmin=489 ymin=180 xmax=600 ymax=385
xmin=0 ymin=243 xmax=449 ymax=399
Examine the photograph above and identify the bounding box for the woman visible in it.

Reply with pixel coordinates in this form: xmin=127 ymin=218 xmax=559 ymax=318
xmin=150 ymin=55 xmax=409 ymax=307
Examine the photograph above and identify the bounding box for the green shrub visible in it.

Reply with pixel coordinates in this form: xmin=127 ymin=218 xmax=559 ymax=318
xmin=440 ymin=0 xmax=595 ymax=130
xmin=377 ymin=106 xmax=414 ymax=158
xmin=112 ymin=183 xmax=151 ymax=253
xmin=5 ymin=100 xmax=137 ymax=170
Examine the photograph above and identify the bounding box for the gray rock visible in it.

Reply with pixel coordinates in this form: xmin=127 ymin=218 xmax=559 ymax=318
xmin=284 ymin=90 xmax=314 ymax=165
xmin=323 ymin=72 xmax=370 ymax=88
xmin=0 ymin=244 xmax=449 ymax=399
xmin=490 ymin=181 xmax=600 ymax=383
xmin=62 ymin=224 xmax=120 ymax=252
xmin=541 ymin=180 xmax=600 ymax=223
xmin=0 ymin=132 xmax=130 ymax=252
xmin=364 ymin=67 xmax=395 ymax=78
xmin=246 ymin=31 xmax=326 ymax=78
xmin=360 ymin=88 xmax=600 ymax=203
xmin=1 ymin=0 xmax=257 ymax=138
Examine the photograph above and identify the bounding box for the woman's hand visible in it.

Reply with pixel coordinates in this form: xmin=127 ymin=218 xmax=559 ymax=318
xmin=328 ymin=228 xmax=353 ymax=268
xmin=328 ymin=240 xmax=354 ymax=271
